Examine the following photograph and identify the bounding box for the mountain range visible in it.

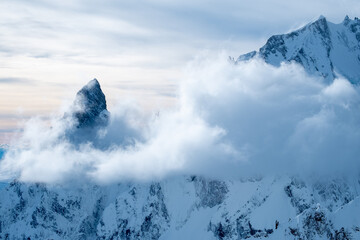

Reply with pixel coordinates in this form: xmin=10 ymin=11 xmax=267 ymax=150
xmin=1 ymin=16 xmax=360 ymax=240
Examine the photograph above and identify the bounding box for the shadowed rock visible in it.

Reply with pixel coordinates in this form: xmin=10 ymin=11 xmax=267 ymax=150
xmin=73 ymin=79 xmax=109 ymax=128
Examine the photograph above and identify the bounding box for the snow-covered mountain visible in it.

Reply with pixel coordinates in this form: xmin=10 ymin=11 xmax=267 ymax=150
xmin=1 ymin=176 xmax=360 ymax=239
xmin=1 ymin=16 xmax=360 ymax=240
xmin=236 ymin=16 xmax=360 ymax=84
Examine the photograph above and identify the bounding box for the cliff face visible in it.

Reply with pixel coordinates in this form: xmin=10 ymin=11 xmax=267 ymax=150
xmin=72 ymin=79 xmax=109 ymax=128
xmin=63 ymin=78 xmax=110 ymax=147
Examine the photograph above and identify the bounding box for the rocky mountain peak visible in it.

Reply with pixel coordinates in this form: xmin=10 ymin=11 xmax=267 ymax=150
xmin=343 ymin=15 xmax=351 ymax=25
xmin=309 ymin=15 xmax=329 ymax=33
xmin=73 ymin=78 xmax=109 ymax=128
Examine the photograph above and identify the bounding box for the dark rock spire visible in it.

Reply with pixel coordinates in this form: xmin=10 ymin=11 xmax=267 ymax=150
xmin=73 ymin=78 xmax=109 ymax=128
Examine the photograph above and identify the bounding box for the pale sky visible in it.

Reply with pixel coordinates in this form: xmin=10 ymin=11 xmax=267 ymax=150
xmin=1 ymin=0 xmax=360 ymax=143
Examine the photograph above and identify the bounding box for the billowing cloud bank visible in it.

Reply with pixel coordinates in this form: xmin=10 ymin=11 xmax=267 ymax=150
xmin=1 ymin=53 xmax=360 ymax=183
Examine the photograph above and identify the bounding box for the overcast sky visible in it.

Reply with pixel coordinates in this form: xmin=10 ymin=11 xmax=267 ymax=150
xmin=1 ymin=0 xmax=360 ymax=143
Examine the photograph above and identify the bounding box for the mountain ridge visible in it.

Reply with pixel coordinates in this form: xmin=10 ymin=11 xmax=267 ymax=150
xmin=236 ymin=16 xmax=360 ymax=84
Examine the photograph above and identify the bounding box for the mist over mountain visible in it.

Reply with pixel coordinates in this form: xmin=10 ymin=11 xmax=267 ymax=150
xmin=1 ymin=16 xmax=360 ymax=239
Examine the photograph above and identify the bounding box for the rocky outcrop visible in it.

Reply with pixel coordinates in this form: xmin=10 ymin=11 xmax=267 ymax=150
xmin=72 ymin=78 xmax=109 ymax=128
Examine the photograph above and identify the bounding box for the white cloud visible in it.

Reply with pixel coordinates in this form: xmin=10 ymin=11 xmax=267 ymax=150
xmin=1 ymin=53 xmax=360 ymax=183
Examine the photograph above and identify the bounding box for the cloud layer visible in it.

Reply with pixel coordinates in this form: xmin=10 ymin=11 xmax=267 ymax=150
xmin=1 ymin=54 xmax=360 ymax=183
xmin=2 ymin=0 xmax=360 ymax=138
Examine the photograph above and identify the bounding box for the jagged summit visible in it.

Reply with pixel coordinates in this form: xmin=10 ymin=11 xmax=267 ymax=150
xmin=73 ymin=78 xmax=109 ymax=128
xmin=236 ymin=16 xmax=360 ymax=84
xmin=344 ymin=15 xmax=350 ymax=24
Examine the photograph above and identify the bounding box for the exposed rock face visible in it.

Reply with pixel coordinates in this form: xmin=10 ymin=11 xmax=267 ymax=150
xmin=236 ymin=16 xmax=360 ymax=84
xmin=193 ymin=176 xmax=228 ymax=208
xmin=62 ymin=79 xmax=110 ymax=147
xmin=72 ymin=79 xmax=109 ymax=128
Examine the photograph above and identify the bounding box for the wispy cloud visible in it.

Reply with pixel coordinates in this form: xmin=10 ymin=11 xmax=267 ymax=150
xmin=0 ymin=77 xmax=34 ymax=84
xmin=114 ymin=82 xmax=178 ymax=98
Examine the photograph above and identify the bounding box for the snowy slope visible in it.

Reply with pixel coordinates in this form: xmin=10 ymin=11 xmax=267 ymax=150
xmin=236 ymin=16 xmax=360 ymax=84
xmin=0 ymin=176 xmax=359 ymax=239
